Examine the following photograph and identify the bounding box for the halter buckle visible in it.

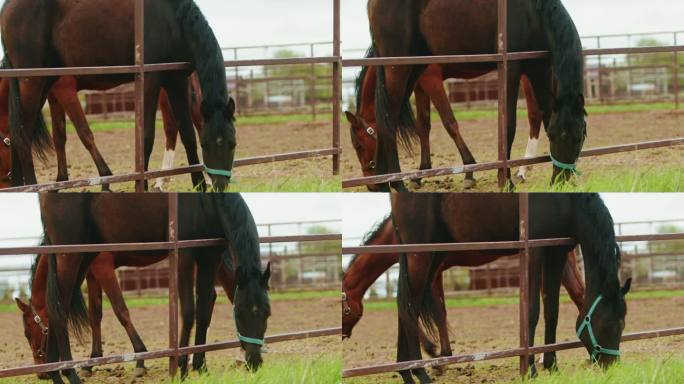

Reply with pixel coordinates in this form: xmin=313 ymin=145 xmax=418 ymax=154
xmin=2 ymin=138 xmax=9 ymax=147
xmin=366 ymin=127 xmax=376 ymax=136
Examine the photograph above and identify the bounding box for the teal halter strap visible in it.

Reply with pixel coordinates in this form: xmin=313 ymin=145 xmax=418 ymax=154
xmin=576 ymin=295 xmax=620 ymax=361
xmin=204 ymin=165 xmax=233 ymax=178
xmin=549 ymin=153 xmax=581 ymax=175
xmin=233 ymin=304 xmax=265 ymax=346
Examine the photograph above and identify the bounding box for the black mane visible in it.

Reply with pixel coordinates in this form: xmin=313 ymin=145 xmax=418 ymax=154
xmin=348 ymin=214 xmax=391 ymax=268
xmin=354 ymin=45 xmax=376 ymax=112
xmin=214 ymin=194 xmax=262 ymax=273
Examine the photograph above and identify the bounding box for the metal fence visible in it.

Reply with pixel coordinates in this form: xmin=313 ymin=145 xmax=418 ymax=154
xmin=341 ymin=194 xmax=684 ymax=379
xmin=0 ymin=0 xmax=343 ymax=193
xmin=341 ymin=0 xmax=684 ymax=189
xmin=0 ymin=194 xmax=342 ymax=379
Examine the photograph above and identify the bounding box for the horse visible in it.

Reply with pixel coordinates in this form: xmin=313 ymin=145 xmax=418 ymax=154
xmin=390 ymin=193 xmax=631 ymax=383
xmin=346 ymin=63 xmax=545 ymax=191
xmin=38 ymin=193 xmax=270 ymax=383
xmin=365 ymin=0 xmax=587 ymax=191
xmin=342 ymin=214 xmax=586 ymax=376
xmin=0 ymin=74 xmax=204 ymax=191
xmin=16 ymin=248 xmax=235 ymax=380
xmin=1 ymin=0 xmax=236 ymax=190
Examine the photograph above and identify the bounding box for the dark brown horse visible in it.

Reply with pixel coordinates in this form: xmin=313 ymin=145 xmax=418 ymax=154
xmin=365 ymin=0 xmax=587 ymax=191
xmin=1 ymin=0 xmax=236 ymax=190
xmin=38 ymin=194 xmax=270 ymax=384
xmin=342 ymin=214 xmax=586 ymax=364
xmin=391 ymin=194 xmax=630 ymax=383
xmin=346 ymin=64 xmax=544 ymax=190
xmin=0 ymin=74 xmax=204 ymax=190
xmin=16 ymin=248 xmax=235 ymax=380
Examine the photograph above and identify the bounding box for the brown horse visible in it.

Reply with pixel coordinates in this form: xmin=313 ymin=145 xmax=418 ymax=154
xmin=365 ymin=0 xmax=587 ymax=191
xmin=391 ymin=194 xmax=630 ymax=383
xmin=38 ymin=194 xmax=270 ymax=383
xmin=0 ymin=74 xmax=204 ymax=190
xmin=16 ymin=249 xmax=235 ymax=380
xmin=346 ymin=63 xmax=544 ymax=190
xmin=342 ymin=215 xmax=586 ymax=361
xmin=1 ymin=0 xmax=236 ymax=190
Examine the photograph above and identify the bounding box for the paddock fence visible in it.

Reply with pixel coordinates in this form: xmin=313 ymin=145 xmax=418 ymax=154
xmin=341 ymin=194 xmax=684 ymax=379
xmin=0 ymin=195 xmax=342 ymax=379
xmin=341 ymin=0 xmax=684 ymax=189
xmin=0 ymin=0 xmax=343 ymax=192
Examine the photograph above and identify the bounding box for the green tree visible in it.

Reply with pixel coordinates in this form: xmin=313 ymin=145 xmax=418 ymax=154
xmin=630 ymin=38 xmax=684 ymax=89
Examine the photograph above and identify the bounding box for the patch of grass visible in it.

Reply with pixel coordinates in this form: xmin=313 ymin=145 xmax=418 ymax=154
xmin=523 ymin=167 xmax=684 ymax=192
xmin=521 ymin=356 xmax=684 ymax=384
xmin=173 ymin=356 xmax=341 ymax=384
xmin=227 ymin=175 xmax=341 ymax=192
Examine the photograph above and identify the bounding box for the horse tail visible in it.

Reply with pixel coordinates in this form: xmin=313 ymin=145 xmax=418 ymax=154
xmin=374 ymin=59 xmax=418 ymax=153
xmin=4 ymin=56 xmax=52 ymax=163
xmin=45 ymin=234 xmax=89 ymax=343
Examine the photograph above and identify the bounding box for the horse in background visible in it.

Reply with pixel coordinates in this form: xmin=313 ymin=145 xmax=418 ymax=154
xmin=16 ymin=249 xmax=235 ymax=380
xmin=366 ymin=0 xmax=586 ymax=191
xmin=346 ymin=63 xmax=545 ymax=191
xmin=0 ymin=74 xmax=204 ymax=191
xmin=390 ymin=194 xmax=630 ymax=383
xmin=1 ymin=0 xmax=236 ymax=190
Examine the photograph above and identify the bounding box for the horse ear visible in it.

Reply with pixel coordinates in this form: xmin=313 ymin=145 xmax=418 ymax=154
xmin=344 ymin=111 xmax=358 ymax=125
xmin=15 ymin=297 xmax=29 ymax=313
xmin=261 ymin=262 xmax=271 ymax=290
xmin=621 ymin=278 xmax=632 ymax=296
xmin=225 ymin=97 xmax=236 ymax=118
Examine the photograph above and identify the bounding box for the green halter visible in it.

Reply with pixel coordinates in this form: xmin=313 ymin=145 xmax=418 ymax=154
xmin=549 ymin=153 xmax=581 ymax=175
xmin=204 ymin=165 xmax=233 ymax=178
xmin=233 ymin=306 xmax=265 ymax=346
xmin=576 ymin=295 xmax=620 ymax=361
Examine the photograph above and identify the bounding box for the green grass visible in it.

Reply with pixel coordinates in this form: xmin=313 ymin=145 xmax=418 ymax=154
xmin=363 ymin=289 xmax=684 ymax=311
xmin=0 ymin=290 xmax=338 ymax=313
xmin=521 ymin=357 xmax=684 ymax=384
xmin=172 ymin=356 xmax=341 ymax=384
xmin=227 ymin=175 xmax=341 ymax=192
xmin=522 ymin=167 xmax=684 ymax=192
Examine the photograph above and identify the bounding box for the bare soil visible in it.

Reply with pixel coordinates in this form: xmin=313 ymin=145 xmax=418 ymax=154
xmin=343 ymin=294 xmax=684 ymax=383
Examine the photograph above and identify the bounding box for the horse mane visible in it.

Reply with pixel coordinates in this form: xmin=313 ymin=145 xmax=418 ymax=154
xmin=354 ymin=45 xmax=376 ymax=112
xmin=28 ymin=255 xmax=40 ymax=295
xmin=348 ymin=213 xmax=392 ymax=268
xmin=537 ymin=0 xmax=585 ymax=114
xmin=171 ymin=0 xmax=231 ymax=120
xmin=213 ymin=194 xmax=261 ymax=272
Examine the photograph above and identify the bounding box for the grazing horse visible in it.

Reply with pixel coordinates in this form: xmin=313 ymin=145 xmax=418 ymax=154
xmin=38 ymin=194 xmax=270 ymax=384
xmin=391 ymin=194 xmax=630 ymax=383
xmin=366 ymin=0 xmax=587 ymax=191
xmin=16 ymin=249 xmax=235 ymax=380
xmin=346 ymin=63 xmax=544 ymax=190
xmin=0 ymin=74 xmax=204 ymax=190
xmin=1 ymin=0 xmax=236 ymax=190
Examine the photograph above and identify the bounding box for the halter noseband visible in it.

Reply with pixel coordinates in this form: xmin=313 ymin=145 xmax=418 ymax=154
xmin=550 ymin=153 xmax=580 ymax=175
xmin=204 ymin=165 xmax=233 ymax=178
xmin=233 ymin=285 xmax=265 ymax=347
xmin=576 ymin=295 xmax=620 ymax=361
xmin=30 ymin=305 xmax=49 ymax=359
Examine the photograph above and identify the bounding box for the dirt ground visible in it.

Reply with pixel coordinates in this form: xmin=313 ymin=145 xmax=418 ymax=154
xmin=342 ymin=109 xmax=684 ymax=191
xmin=0 ymin=295 xmax=339 ymax=383
xmin=32 ymin=120 xmax=337 ymax=191
xmin=343 ymin=293 xmax=684 ymax=383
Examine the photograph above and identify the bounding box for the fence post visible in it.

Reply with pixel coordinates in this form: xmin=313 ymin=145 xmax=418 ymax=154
xmin=234 ymin=47 xmax=240 ymax=115
xmin=310 ymin=44 xmax=317 ymax=121
xmin=167 ymin=194 xmax=180 ymax=377
xmin=496 ymin=0 xmax=509 ymax=189
xmin=133 ymin=0 xmax=145 ymax=192
xmin=518 ymin=194 xmax=530 ymax=377
xmin=597 ymin=36 xmax=604 ymax=104
xmin=674 ymin=32 xmax=680 ymax=109
xmin=332 ymin=0 xmax=341 ymax=175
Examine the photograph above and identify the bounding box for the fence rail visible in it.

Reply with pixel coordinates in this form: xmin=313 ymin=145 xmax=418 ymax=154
xmin=341 ymin=194 xmax=684 ymax=378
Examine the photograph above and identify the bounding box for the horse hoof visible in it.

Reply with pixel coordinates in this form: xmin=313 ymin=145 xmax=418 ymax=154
xmin=431 ymin=365 xmax=447 ymax=376
xmin=463 ymin=178 xmax=476 ymax=190
xmin=133 ymin=367 xmax=147 ymax=377
xmin=411 ymin=178 xmax=422 ymax=187
xmin=79 ymin=368 xmax=93 ymax=377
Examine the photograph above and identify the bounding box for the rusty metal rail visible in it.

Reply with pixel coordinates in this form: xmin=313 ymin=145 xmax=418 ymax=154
xmin=342 ymin=194 xmax=684 ymax=378
xmin=0 ymin=195 xmax=342 ymax=379
xmin=0 ymin=0 xmax=343 ymax=192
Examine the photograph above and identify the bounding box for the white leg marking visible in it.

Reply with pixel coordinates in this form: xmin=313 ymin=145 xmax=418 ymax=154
xmin=516 ymin=138 xmax=539 ymax=180
xmin=153 ymin=149 xmax=176 ymax=191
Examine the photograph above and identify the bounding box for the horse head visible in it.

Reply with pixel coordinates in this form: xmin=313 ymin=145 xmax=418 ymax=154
xmin=233 ymin=262 xmax=271 ymax=371
xmin=345 ymin=111 xmax=382 ymax=192
xmin=548 ymin=93 xmax=587 ymax=183
xmin=200 ymin=97 xmax=236 ymax=191
xmin=15 ymin=298 xmax=50 ymax=380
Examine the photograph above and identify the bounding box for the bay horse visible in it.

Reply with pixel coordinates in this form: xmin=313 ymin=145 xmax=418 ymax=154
xmin=346 ymin=63 xmax=544 ymax=191
xmin=0 ymin=74 xmax=204 ymax=191
xmin=38 ymin=193 xmax=270 ymax=383
xmin=1 ymin=0 xmax=236 ymax=190
xmin=391 ymin=193 xmax=630 ymax=383
xmin=342 ymin=214 xmax=586 ymax=356
xmin=16 ymin=248 xmax=235 ymax=380
xmin=366 ymin=0 xmax=587 ymax=191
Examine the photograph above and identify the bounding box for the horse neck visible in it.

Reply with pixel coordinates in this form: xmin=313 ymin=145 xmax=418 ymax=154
xmin=358 ymin=66 xmax=378 ymax=123
xmin=30 ymin=256 xmax=48 ymax=312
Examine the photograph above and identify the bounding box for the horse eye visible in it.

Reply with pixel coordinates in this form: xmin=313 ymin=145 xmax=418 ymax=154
xmin=216 ymin=137 xmax=224 ymax=147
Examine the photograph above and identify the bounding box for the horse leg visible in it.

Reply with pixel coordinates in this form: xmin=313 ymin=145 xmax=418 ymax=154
xmin=177 ymin=252 xmax=195 ymax=379
xmin=501 ymin=63 xmax=522 ymax=190
xmin=430 ymin=271 xmax=452 ymax=377
xmin=191 ymin=250 xmax=221 ymax=373
xmin=515 ymin=76 xmax=543 ymax=182
xmin=142 ymin=76 xmax=162 ymax=191
xmin=421 ymin=71 xmax=477 ymax=189
xmin=526 ymin=250 xmax=542 ymax=378
xmin=92 ymin=254 xmax=148 ymax=377
xmin=162 ymin=75 xmax=205 ymax=191
xmin=52 ymin=81 xmax=113 ymax=190
xmin=47 ymin=94 xmax=69 ymax=183
xmin=406 ymin=252 xmax=436 ymax=383
xmin=53 ymin=254 xmax=85 ymax=384
xmin=13 ymin=78 xmax=50 ymax=186
xmin=412 ymin=82 xmax=431 ymax=187
xmin=153 ymin=90 xmax=178 ymax=191
xmin=541 ymin=248 xmax=568 ymax=372
xmin=79 ymin=271 xmax=102 ymax=377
